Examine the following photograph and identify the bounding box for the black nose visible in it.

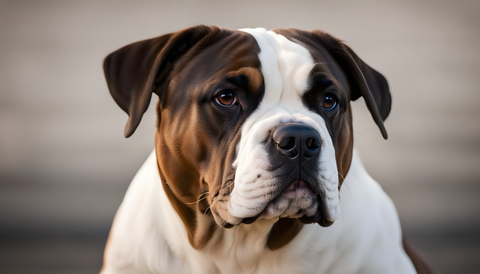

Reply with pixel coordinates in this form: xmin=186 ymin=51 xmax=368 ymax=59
xmin=272 ymin=123 xmax=321 ymax=164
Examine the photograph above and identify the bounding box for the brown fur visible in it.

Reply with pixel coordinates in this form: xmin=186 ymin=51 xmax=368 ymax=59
xmin=103 ymin=26 xmax=434 ymax=273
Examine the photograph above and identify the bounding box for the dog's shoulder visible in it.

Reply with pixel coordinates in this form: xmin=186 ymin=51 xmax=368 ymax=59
xmin=336 ymin=151 xmax=416 ymax=273
xmin=101 ymin=150 xmax=197 ymax=274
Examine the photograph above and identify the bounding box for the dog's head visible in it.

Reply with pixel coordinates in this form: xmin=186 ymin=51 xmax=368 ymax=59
xmin=104 ymin=26 xmax=390 ymax=250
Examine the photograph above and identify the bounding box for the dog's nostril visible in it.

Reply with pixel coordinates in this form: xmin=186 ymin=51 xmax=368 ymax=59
xmin=306 ymin=138 xmax=313 ymax=149
xmin=278 ymin=137 xmax=296 ymax=150
xmin=306 ymin=138 xmax=321 ymax=150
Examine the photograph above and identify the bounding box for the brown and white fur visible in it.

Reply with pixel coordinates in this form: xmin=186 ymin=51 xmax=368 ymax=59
xmin=100 ymin=26 xmax=434 ymax=274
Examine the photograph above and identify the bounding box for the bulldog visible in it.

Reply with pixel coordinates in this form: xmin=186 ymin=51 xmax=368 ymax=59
xmin=100 ymin=26 xmax=434 ymax=274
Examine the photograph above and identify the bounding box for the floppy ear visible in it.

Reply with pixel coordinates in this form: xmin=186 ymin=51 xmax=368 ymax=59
xmin=311 ymin=31 xmax=391 ymax=139
xmin=103 ymin=25 xmax=215 ymax=137
xmin=343 ymin=44 xmax=391 ymax=139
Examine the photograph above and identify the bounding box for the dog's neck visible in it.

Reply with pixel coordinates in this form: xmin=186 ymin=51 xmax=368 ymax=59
xmin=208 ymin=219 xmax=278 ymax=267
xmin=160 ymin=193 xmax=316 ymax=274
xmin=155 ymin=157 xmax=316 ymax=273
xmin=103 ymin=150 xmax=416 ymax=274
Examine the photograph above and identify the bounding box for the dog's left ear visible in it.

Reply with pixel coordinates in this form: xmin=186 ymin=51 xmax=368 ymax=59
xmin=343 ymin=44 xmax=391 ymax=139
xmin=311 ymin=31 xmax=391 ymax=139
xmin=103 ymin=25 xmax=216 ymax=138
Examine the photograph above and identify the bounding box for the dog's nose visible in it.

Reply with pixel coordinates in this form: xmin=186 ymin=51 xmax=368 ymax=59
xmin=272 ymin=123 xmax=321 ymax=164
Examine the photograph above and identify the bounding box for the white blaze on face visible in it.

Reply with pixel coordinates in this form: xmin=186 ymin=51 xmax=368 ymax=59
xmin=228 ymin=28 xmax=341 ymax=222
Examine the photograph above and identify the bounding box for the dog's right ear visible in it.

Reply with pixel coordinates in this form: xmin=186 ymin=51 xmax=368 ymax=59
xmin=103 ymin=25 xmax=216 ymax=138
xmin=305 ymin=30 xmax=391 ymax=139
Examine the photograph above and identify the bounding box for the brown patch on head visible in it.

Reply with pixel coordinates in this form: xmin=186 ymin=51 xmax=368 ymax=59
xmin=153 ymin=28 xmax=264 ymax=249
xmin=103 ymin=25 xmax=264 ymax=249
xmin=273 ymin=27 xmax=390 ymax=183
xmin=225 ymin=67 xmax=263 ymax=94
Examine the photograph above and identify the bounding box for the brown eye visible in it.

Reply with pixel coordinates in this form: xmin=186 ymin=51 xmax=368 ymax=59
xmin=215 ymin=90 xmax=236 ymax=107
xmin=322 ymin=94 xmax=337 ymax=111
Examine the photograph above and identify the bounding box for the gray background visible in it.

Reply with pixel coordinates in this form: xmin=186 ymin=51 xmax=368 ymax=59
xmin=1 ymin=0 xmax=479 ymax=273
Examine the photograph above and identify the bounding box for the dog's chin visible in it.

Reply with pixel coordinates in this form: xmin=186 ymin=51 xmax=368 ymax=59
xmin=260 ymin=180 xmax=319 ymax=219
xmin=211 ymin=180 xmax=335 ymax=228
xmin=259 ymin=180 xmax=334 ymax=227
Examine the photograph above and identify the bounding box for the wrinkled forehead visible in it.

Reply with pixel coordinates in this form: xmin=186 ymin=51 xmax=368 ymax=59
xmin=239 ymin=28 xmax=316 ymax=99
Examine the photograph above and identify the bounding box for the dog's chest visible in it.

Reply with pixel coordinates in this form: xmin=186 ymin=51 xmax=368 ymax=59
xmin=103 ymin=150 xmax=415 ymax=274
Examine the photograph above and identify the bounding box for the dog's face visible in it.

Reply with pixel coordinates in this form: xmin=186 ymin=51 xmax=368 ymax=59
xmin=104 ymin=26 xmax=391 ymax=250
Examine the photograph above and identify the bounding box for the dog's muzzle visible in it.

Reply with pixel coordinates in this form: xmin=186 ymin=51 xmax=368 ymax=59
xmin=211 ymin=122 xmax=336 ymax=228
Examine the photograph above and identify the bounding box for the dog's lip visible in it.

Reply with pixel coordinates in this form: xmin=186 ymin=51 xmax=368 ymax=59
xmin=282 ymin=179 xmax=316 ymax=198
xmin=212 ymin=178 xmax=326 ymax=227
xmin=239 ymin=179 xmax=318 ymax=225
xmin=242 ymin=213 xmax=262 ymax=224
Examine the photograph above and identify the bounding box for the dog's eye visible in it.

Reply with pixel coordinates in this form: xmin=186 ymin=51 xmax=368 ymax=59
xmin=215 ymin=90 xmax=236 ymax=107
xmin=322 ymin=94 xmax=337 ymax=111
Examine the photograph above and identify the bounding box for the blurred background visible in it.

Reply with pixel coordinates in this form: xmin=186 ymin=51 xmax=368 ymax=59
xmin=1 ymin=0 xmax=479 ymax=273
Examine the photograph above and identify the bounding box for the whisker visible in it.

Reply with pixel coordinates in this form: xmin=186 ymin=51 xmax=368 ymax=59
xmin=204 ymin=205 xmax=211 ymax=216
xmin=353 ymin=130 xmax=368 ymax=141
xmin=185 ymin=192 xmax=210 ymax=205
xmin=231 ymin=223 xmax=242 ymax=247
xmin=341 ymin=182 xmax=353 ymax=201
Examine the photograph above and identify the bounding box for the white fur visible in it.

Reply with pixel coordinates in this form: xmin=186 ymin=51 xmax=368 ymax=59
xmin=101 ymin=149 xmax=417 ymax=274
xmin=228 ymin=28 xmax=339 ymax=222
xmin=101 ymin=28 xmax=417 ymax=273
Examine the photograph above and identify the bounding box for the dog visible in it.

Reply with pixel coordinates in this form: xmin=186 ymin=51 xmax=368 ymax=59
xmin=100 ymin=26 xmax=434 ymax=274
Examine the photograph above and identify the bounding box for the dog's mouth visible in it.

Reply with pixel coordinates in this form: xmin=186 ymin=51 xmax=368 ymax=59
xmin=261 ymin=180 xmax=318 ymax=218
xmin=235 ymin=179 xmax=333 ymax=227
xmin=210 ymin=171 xmax=338 ymax=229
